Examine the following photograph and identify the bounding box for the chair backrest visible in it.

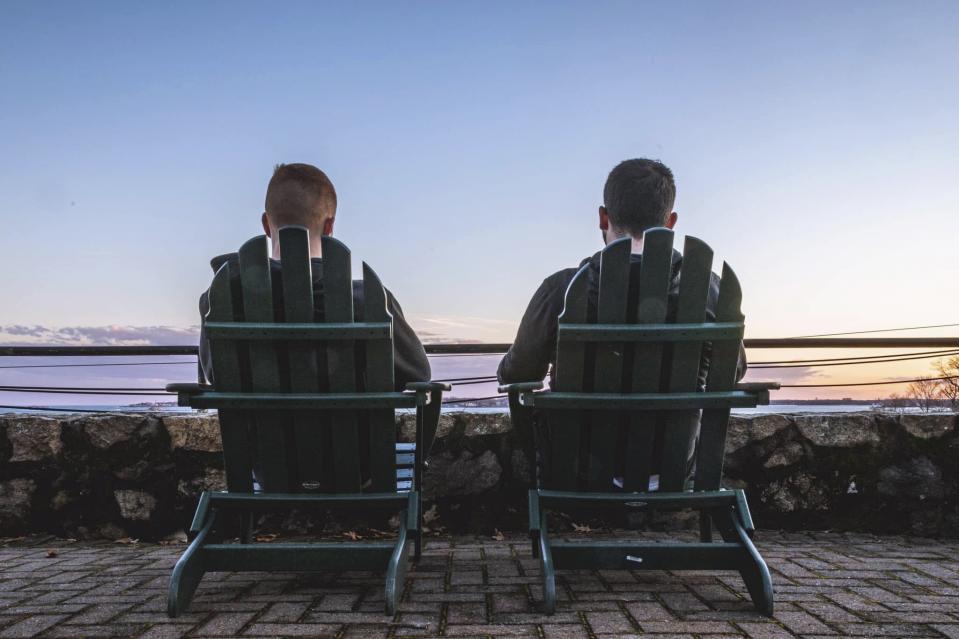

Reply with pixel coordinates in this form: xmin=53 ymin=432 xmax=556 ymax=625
xmin=545 ymin=228 xmax=744 ymax=494
xmin=204 ymin=227 xmax=399 ymax=494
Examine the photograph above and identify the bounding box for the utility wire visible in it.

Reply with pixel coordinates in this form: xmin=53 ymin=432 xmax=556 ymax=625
xmin=750 ymin=349 xmax=959 ymax=365
xmin=0 ymin=404 xmax=126 ymax=413
xmin=750 ymin=351 xmax=959 ymax=369
xmin=790 ymin=323 xmax=959 ymax=338
xmin=0 ymin=360 xmax=196 ymax=370
xmin=442 ymin=395 xmax=506 ymax=404
xmin=781 ymin=374 xmax=959 ymax=388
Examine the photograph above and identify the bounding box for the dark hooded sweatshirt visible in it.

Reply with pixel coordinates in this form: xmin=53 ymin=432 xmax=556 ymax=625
xmin=199 ymin=253 xmax=431 ymax=390
xmin=497 ymin=248 xmax=746 ymax=476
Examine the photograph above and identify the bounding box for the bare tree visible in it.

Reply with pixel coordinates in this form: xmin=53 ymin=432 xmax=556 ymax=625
xmin=885 ymin=393 xmax=908 ymax=413
xmin=933 ymin=355 xmax=959 ymax=410
xmin=908 ymin=377 xmax=940 ymax=412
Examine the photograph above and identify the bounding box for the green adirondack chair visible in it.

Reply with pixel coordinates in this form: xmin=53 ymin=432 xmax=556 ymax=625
xmin=165 ymin=227 xmax=448 ymax=617
xmin=500 ymin=229 xmax=779 ymax=616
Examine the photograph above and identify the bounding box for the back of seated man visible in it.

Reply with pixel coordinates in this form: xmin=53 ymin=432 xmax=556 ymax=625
xmin=199 ymin=163 xmax=431 ymax=390
xmin=497 ymin=158 xmax=746 ymax=482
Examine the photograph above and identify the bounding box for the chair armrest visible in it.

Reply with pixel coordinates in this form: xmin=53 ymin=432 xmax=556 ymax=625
xmin=735 ymin=382 xmax=781 ymax=391
xmin=497 ymin=381 xmax=544 ymax=395
xmin=405 ymin=381 xmax=452 ymax=393
xmin=165 ymin=382 xmax=213 ymax=394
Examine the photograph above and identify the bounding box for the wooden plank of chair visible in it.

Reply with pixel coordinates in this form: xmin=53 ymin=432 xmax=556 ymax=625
xmin=550 ymin=264 xmax=590 ymax=491
xmin=588 ymin=237 xmax=631 ymax=491
xmin=363 ymin=262 xmax=397 ymax=494
xmin=624 ymin=228 xmax=674 ymax=492
xmin=206 ymin=263 xmax=253 ymax=493
xmin=694 ymin=262 xmax=745 ymax=491
xmin=659 ymin=236 xmax=713 ymax=492
xmin=238 ymin=235 xmax=292 ymax=492
xmin=279 ymin=227 xmax=326 ymax=492
xmin=322 ymin=236 xmax=362 ymax=492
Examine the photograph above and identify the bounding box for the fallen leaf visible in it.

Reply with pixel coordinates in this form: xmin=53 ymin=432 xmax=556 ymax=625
xmin=422 ymin=504 xmax=440 ymax=524
xmin=572 ymin=523 xmax=594 ymax=534
xmin=343 ymin=530 xmax=363 ymax=541
xmin=367 ymin=528 xmax=392 ymax=538
xmin=114 ymin=537 xmax=140 ymax=545
xmin=45 ymin=549 xmax=58 ymax=558
xmin=492 ymin=529 xmax=505 ymax=541
xmin=254 ymin=533 xmax=279 ymax=543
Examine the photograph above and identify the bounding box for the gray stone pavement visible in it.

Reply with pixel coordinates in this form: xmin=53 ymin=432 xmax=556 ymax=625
xmin=1 ymin=531 xmax=959 ymax=638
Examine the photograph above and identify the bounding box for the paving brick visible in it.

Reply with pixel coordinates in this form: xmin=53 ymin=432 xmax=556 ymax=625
xmin=0 ymin=532 xmax=956 ymax=639
xmin=240 ymin=623 xmax=341 ymax=636
xmin=0 ymin=615 xmax=69 ymax=638
xmin=191 ymin=612 xmax=256 ymax=636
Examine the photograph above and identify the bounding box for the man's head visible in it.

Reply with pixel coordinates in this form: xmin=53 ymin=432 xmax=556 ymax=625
xmin=262 ymin=163 xmax=337 ymax=256
xmin=599 ymin=158 xmax=677 ymax=244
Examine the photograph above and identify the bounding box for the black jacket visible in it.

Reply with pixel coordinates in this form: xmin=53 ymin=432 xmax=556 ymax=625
xmin=199 ymin=253 xmax=431 ymax=390
xmin=498 ymin=248 xmax=747 ymax=479
xmin=498 ymin=248 xmax=747 ymax=390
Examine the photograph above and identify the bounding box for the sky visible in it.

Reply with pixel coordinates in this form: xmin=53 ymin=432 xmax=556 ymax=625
xmin=1 ymin=1 xmax=958 ymax=404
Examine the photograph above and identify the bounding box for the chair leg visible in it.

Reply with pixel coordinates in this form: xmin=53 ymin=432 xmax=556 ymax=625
xmin=167 ymin=514 xmax=214 ymax=617
xmin=537 ymin=512 xmax=557 ymax=614
xmin=385 ymin=512 xmax=413 ymax=616
xmin=726 ymin=510 xmax=773 ymax=616
xmin=699 ymin=509 xmax=712 ymax=542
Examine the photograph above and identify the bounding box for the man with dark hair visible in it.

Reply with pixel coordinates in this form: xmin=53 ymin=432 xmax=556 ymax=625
xmin=198 ymin=163 xmax=431 ymax=389
xmin=498 ymin=158 xmax=745 ymax=481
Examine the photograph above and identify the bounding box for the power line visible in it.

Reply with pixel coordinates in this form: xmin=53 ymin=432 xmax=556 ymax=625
xmin=751 ymin=350 xmax=959 ymax=369
xmin=0 ymin=360 xmax=196 ymax=370
xmin=790 ymin=323 xmax=959 ymax=339
xmin=0 ymin=387 xmax=170 ymax=396
xmin=0 ymin=404 xmax=126 ymax=413
xmin=780 ymin=374 xmax=959 ymax=388
xmin=0 ymin=385 xmax=166 ymax=392
xmin=442 ymin=395 xmax=506 ymax=405
xmin=750 ymin=349 xmax=959 ymax=365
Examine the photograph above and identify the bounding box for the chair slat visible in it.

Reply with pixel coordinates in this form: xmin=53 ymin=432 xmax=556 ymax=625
xmin=238 ymin=236 xmax=291 ymax=492
xmin=206 ymin=263 xmax=253 ymax=493
xmin=624 ymin=228 xmax=673 ymax=491
xmin=549 ymin=265 xmax=590 ymax=490
xmin=588 ymin=238 xmax=631 ymax=490
xmin=659 ymin=236 xmax=713 ymax=491
xmin=322 ymin=236 xmax=362 ymax=492
xmin=279 ymin=227 xmax=326 ymax=492
xmin=694 ymin=262 xmax=744 ymax=491
xmin=363 ymin=262 xmax=397 ymax=493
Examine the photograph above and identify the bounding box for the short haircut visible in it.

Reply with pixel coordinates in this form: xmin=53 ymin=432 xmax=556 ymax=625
xmin=264 ymin=163 xmax=337 ymax=228
xmin=602 ymin=159 xmax=676 ymax=237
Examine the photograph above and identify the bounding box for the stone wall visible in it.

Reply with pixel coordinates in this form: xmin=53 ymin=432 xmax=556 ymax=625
xmin=0 ymin=410 xmax=956 ymax=540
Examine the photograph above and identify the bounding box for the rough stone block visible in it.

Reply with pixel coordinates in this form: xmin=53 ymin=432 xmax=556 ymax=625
xmin=162 ymin=414 xmax=222 ymax=452
xmin=899 ymin=413 xmax=956 ymax=440
xmin=794 ymin=413 xmax=879 ymax=448
xmin=3 ymin=416 xmax=62 ymax=462
xmin=0 ymin=478 xmax=36 ymax=531
xmin=114 ymin=489 xmax=158 ymax=522
xmin=82 ymin=414 xmax=151 ymax=450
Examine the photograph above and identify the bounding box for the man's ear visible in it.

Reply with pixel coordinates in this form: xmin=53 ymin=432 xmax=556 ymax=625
xmin=598 ymin=205 xmax=609 ymax=231
xmin=323 ymin=217 xmax=335 ymax=236
xmin=261 ymin=212 xmax=272 ymax=237
xmin=665 ymin=211 xmax=678 ymax=229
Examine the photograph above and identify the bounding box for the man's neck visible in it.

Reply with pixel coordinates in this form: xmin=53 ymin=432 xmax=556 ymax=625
xmin=607 ymin=232 xmax=644 ymax=254
xmin=271 ymin=235 xmax=324 ymax=259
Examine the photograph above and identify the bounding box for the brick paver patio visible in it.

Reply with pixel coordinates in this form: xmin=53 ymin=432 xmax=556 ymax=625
xmin=1 ymin=531 xmax=958 ymax=638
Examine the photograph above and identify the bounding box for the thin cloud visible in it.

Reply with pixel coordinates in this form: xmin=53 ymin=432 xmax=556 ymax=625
xmin=0 ymin=325 xmax=200 ymax=346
